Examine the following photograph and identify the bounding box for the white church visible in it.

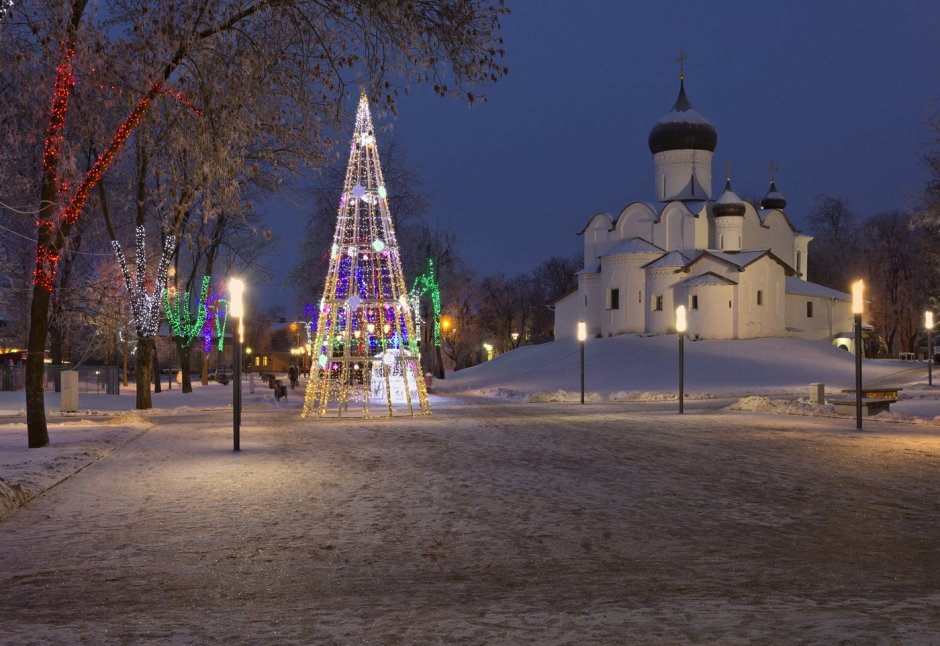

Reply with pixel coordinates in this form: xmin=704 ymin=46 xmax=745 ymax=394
xmin=554 ymin=74 xmax=853 ymax=342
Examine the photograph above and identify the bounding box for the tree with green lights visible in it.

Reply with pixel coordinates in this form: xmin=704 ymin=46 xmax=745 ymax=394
xmin=411 ymin=258 xmax=445 ymax=379
xmin=163 ymin=275 xmax=210 ymax=393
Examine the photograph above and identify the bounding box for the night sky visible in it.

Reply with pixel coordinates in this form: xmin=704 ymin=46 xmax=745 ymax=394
xmin=260 ymin=0 xmax=940 ymax=310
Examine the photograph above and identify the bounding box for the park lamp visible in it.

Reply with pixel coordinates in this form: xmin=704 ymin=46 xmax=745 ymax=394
xmin=676 ymin=305 xmax=687 ymax=414
xmin=851 ymin=279 xmax=863 ymax=430
xmin=927 ymin=311 xmax=935 ymax=387
xmin=675 ymin=305 xmax=687 ymax=333
xmin=228 ymin=277 xmax=245 ymax=451
xmin=851 ymin=280 xmax=864 ymax=315
xmin=577 ymin=321 xmax=587 ymax=404
xmin=229 ymin=278 xmax=245 ymax=318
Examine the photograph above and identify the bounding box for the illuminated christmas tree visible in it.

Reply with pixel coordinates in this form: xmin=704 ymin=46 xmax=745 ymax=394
xmin=302 ymin=92 xmax=430 ymax=418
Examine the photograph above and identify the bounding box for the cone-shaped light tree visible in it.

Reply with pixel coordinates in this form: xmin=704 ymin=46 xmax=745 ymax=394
xmin=302 ymin=93 xmax=430 ymax=418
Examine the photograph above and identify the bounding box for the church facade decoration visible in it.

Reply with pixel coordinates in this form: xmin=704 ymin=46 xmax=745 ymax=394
xmin=555 ymin=73 xmax=853 ymax=342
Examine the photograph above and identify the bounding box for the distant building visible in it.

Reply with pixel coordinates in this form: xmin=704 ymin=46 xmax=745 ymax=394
xmin=555 ymin=74 xmax=852 ymax=341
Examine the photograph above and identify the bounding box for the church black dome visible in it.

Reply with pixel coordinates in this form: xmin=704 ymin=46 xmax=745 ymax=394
xmin=713 ymin=178 xmax=746 ymax=217
xmin=760 ymin=180 xmax=787 ymax=210
xmin=648 ymin=79 xmax=718 ymax=154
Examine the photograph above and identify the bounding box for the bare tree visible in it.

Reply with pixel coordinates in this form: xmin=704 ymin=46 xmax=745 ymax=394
xmin=806 ymin=195 xmax=863 ymax=291
xmin=3 ymin=0 xmax=509 ymax=447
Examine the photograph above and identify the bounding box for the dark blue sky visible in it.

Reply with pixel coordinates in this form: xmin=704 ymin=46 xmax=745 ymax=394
xmin=261 ymin=0 xmax=940 ymax=310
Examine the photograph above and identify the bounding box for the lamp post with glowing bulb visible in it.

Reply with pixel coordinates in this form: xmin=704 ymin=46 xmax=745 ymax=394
xmin=229 ymin=278 xmax=245 ymax=451
xmin=852 ymin=280 xmax=863 ymax=430
xmin=577 ymin=321 xmax=586 ymax=405
xmin=927 ymin=311 xmax=935 ymax=387
xmin=676 ymin=305 xmax=687 ymax=414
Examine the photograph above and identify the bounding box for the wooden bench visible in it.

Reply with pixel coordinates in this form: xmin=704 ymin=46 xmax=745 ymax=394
xmin=840 ymin=387 xmax=902 ymax=400
xmin=834 ymin=387 xmax=902 ymax=415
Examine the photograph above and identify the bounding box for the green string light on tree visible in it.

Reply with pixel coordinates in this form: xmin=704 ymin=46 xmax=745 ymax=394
xmin=164 ymin=275 xmax=211 ymax=349
xmin=410 ymin=259 xmax=442 ymax=347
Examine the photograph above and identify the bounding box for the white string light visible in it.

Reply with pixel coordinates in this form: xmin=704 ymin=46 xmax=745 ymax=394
xmin=111 ymin=225 xmax=175 ymax=337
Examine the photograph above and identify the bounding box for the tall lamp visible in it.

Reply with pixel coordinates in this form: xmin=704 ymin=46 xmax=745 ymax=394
xmin=229 ymin=278 xmax=245 ymax=451
xmin=577 ymin=321 xmax=586 ymax=405
xmin=676 ymin=305 xmax=687 ymax=414
xmin=852 ymin=279 xmax=863 ymax=430
xmin=927 ymin=311 xmax=935 ymax=387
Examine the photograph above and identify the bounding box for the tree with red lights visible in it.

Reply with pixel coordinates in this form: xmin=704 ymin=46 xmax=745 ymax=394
xmin=3 ymin=1 xmax=508 ymax=447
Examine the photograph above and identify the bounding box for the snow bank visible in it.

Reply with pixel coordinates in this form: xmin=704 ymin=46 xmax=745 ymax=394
xmin=439 ymin=335 xmax=928 ymax=401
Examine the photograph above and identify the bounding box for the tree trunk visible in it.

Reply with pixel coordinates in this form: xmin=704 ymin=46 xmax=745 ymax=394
xmin=433 ymin=345 xmax=445 ymax=379
xmin=136 ymin=337 xmax=154 ymax=409
xmin=178 ymin=340 xmax=194 ymax=393
xmin=25 ymin=284 xmax=51 ymax=448
xmin=49 ymin=313 xmax=64 ymax=366
xmin=201 ymin=353 xmax=209 ymax=386
xmin=153 ymin=345 xmax=162 ymax=394
xmin=122 ymin=336 xmax=129 ymax=386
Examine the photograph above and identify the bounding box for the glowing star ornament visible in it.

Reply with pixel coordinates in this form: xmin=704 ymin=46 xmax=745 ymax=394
xmin=301 ymin=92 xmax=429 ymax=419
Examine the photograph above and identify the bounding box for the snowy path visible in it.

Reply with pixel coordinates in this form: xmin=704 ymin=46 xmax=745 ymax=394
xmin=1 ymin=401 xmax=939 ymax=643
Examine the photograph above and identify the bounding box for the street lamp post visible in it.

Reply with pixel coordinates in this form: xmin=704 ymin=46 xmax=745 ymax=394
xmin=577 ymin=321 xmax=586 ymax=405
xmin=927 ymin=311 xmax=935 ymax=387
xmin=852 ymin=279 xmax=864 ymax=431
xmin=229 ymin=278 xmax=245 ymax=451
xmin=676 ymin=305 xmax=687 ymax=414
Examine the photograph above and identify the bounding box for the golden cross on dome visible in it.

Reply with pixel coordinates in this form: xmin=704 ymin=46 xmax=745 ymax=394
xmin=676 ymin=49 xmax=688 ymax=80
xmin=768 ymin=161 xmax=778 ymax=181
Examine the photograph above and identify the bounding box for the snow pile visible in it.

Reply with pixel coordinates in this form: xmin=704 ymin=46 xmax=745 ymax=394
xmin=0 ymin=477 xmax=29 ymax=519
xmin=440 ymin=335 xmax=926 ymax=402
xmin=729 ymin=396 xmax=836 ymax=416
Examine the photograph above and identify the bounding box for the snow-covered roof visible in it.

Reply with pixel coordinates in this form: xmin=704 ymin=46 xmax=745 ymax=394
xmin=679 ymin=272 xmax=737 ymax=287
xmin=600 ymin=237 xmax=664 ymax=257
xmin=716 ymin=188 xmax=743 ymax=205
xmin=678 ymin=200 xmax=707 ymax=214
xmin=576 ymin=263 xmax=600 ymax=275
xmin=643 ymin=250 xmax=690 ymax=269
xmin=785 ymin=276 xmax=850 ymax=300
xmin=707 ymin=250 xmax=769 ymax=268
xmin=576 ymin=212 xmax=614 ymax=236
xmin=682 ymin=249 xmax=797 ymax=277
xmin=656 ymin=107 xmax=712 ymax=125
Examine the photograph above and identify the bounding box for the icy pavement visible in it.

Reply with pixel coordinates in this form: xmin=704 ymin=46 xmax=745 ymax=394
xmin=1 ymin=398 xmax=939 ymax=643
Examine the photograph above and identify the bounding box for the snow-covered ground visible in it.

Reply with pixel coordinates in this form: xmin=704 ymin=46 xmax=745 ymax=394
xmin=1 ymin=337 xmax=939 ymax=642
xmin=3 ymin=337 xmax=940 ymax=520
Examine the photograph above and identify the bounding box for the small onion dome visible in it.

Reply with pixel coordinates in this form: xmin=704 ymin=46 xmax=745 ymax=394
xmin=648 ymin=78 xmax=718 ymax=154
xmin=713 ymin=178 xmax=746 ymax=217
xmin=760 ymin=180 xmax=787 ymax=210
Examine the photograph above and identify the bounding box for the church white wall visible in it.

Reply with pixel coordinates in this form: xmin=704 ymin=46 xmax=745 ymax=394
xmin=654 ymin=203 xmax=696 ymax=252
xmin=653 ymin=149 xmax=713 ymax=201
xmin=759 ymin=210 xmax=796 ymax=264
xmin=693 ymin=204 xmax=710 ymax=249
xmin=601 ymin=264 xmax=628 ymax=335
xmin=686 ymin=285 xmax=735 ymax=339
xmin=740 ymin=208 xmax=764 ymax=251
xmin=794 ymin=234 xmax=812 ymax=279
xmin=579 ymin=273 xmax=602 ymax=338
xmin=785 ymin=294 xmax=853 ymax=341
xmin=614 ymin=204 xmax=656 ymax=242
xmin=645 ymin=268 xmax=681 ymax=333
xmin=582 ymin=214 xmax=613 ymax=269
xmin=736 ymin=258 xmax=786 ymax=338
xmin=553 ymin=291 xmax=581 ymax=340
